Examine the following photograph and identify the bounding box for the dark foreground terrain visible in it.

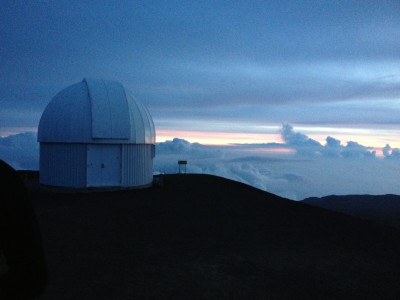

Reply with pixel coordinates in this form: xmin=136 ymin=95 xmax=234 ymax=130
xmin=29 ymin=174 xmax=400 ymax=299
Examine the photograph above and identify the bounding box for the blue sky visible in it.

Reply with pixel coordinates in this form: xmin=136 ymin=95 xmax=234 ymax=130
xmin=1 ymin=0 xmax=399 ymax=148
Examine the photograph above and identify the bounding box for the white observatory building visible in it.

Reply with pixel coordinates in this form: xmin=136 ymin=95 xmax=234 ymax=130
xmin=38 ymin=78 xmax=156 ymax=188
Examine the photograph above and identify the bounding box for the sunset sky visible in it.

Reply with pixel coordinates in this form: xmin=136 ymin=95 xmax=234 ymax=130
xmin=1 ymin=0 xmax=399 ymax=148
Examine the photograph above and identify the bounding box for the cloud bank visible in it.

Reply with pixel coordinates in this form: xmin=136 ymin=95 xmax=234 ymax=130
xmin=1 ymin=1 xmax=400 ymax=137
xmin=281 ymin=124 xmax=377 ymax=158
xmin=1 ymin=125 xmax=399 ymax=199
xmin=155 ymin=125 xmax=400 ymax=199
xmin=0 ymin=132 xmax=39 ymax=170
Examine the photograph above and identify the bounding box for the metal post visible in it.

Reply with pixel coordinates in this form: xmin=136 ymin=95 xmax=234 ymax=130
xmin=178 ymin=160 xmax=187 ymax=174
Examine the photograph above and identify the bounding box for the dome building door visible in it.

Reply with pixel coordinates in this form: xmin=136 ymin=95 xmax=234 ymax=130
xmin=87 ymin=144 xmax=121 ymax=187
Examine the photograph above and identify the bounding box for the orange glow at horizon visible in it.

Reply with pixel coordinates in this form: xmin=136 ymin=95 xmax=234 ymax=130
xmin=156 ymin=129 xmax=282 ymax=145
xmin=235 ymin=147 xmax=295 ymax=154
xmin=156 ymin=127 xmax=399 ymax=158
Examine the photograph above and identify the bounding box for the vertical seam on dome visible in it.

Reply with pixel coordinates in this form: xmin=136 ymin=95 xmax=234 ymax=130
xmin=102 ymin=80 xmax=113 ymax=137
xmin=128 ymin=92 xmax=145 ymax=143
xmin=83 ymin=80 xmax=93 ymax=140
xmin=141 ymin=102 xmax=155 ymax=144
xmin=121 ymin=87 xmax=132 ymax=139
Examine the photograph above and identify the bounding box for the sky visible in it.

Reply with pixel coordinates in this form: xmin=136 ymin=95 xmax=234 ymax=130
xmin=0 ymin=1 xmax=399 ymax=199
xmin=1 ymin=0 xmax=399 ymax=145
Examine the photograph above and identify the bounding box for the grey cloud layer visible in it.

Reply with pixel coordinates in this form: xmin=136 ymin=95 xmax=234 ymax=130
xmin=1 ymin=1 xmax=399 ymax=133
xmin=1 ymin=125 xmax=399 ymax=199
xmin=154 ymin=137 xmax=400 ymax=200
xmin=154 ymin=125 xmax=400 ymax=199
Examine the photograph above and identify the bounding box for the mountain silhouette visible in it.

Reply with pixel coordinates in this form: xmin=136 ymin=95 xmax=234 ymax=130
xmin=303 ymin=194 xmax=400 ymax=229
xmin=27 ymin=174 xmax=400 ymax=299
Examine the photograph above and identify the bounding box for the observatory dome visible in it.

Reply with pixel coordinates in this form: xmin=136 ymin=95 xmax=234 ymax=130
xmin=38 ymin=78 xmax=155 ymax=144
xmin=38 ymin=78 xmax=156 ymax=188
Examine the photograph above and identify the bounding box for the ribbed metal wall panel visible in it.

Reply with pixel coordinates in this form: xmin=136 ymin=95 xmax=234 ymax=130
xmin=40 ymin=143 xmax=87 ymax=187
xmin=122 ymin=144 xmax=153 ymax=187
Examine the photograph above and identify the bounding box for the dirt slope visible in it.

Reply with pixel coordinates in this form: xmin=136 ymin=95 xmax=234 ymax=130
xmin=31 ymin=174 xmax=400 ymax=300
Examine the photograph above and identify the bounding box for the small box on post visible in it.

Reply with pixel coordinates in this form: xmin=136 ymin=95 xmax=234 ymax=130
xmin=178 ymin=160 xmax=187 ymax=174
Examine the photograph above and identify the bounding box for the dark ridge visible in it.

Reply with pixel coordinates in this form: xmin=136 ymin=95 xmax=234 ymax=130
xmin=17 ymin=170 xmax=39 ymax=180
xmin=17 ymin=170 xmax=40 ymax=192
xmin=0 ymin=161 xmax=47 ymax=299
xmin=30 ymin=174 xmax=400 ymax=299
xmin=303 ymin=194 xmax=400 ymax=229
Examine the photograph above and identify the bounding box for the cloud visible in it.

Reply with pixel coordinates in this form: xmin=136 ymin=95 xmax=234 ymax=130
xmin=2 ymin=1 xmax=400 ymax=137
xmin=383 ymin=144 xmax=391 ymax=157
xmin=382 ymin=144 xmax=400 ymax=159
xmin=155 ymin=139 xmax=400 ymax=200
xmin=323 ymin=136 xmax=342 ymax=157
xmin=155 ymin=124 xmax=398 ymax=199
xmin=393 ymin=149 xmax=400 ymax=159
xmin=1 ymin=126 xmax=399 ymax=200
xmin=281 ymin=124 xmax=376 ymax=159
xmin=281 ymin=124 xmax=323 ymax=157
xmin=0 ymin=132 xmax=39 ymax=170
xmin=342 ymin=141 xmax=376 ymax=159
xmin=156 ymin=138 xmax=224 ymax=158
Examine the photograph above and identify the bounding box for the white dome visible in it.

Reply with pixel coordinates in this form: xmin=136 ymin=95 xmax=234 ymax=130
xmin=38 ymin=78 xmax=155 ymax=144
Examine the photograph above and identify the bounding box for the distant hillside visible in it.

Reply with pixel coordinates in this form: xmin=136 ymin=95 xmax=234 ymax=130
xmin=30 ymin=174 xmax=400 ymax=300
xmin=303 ymin=194 xmax=400 ymax=229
